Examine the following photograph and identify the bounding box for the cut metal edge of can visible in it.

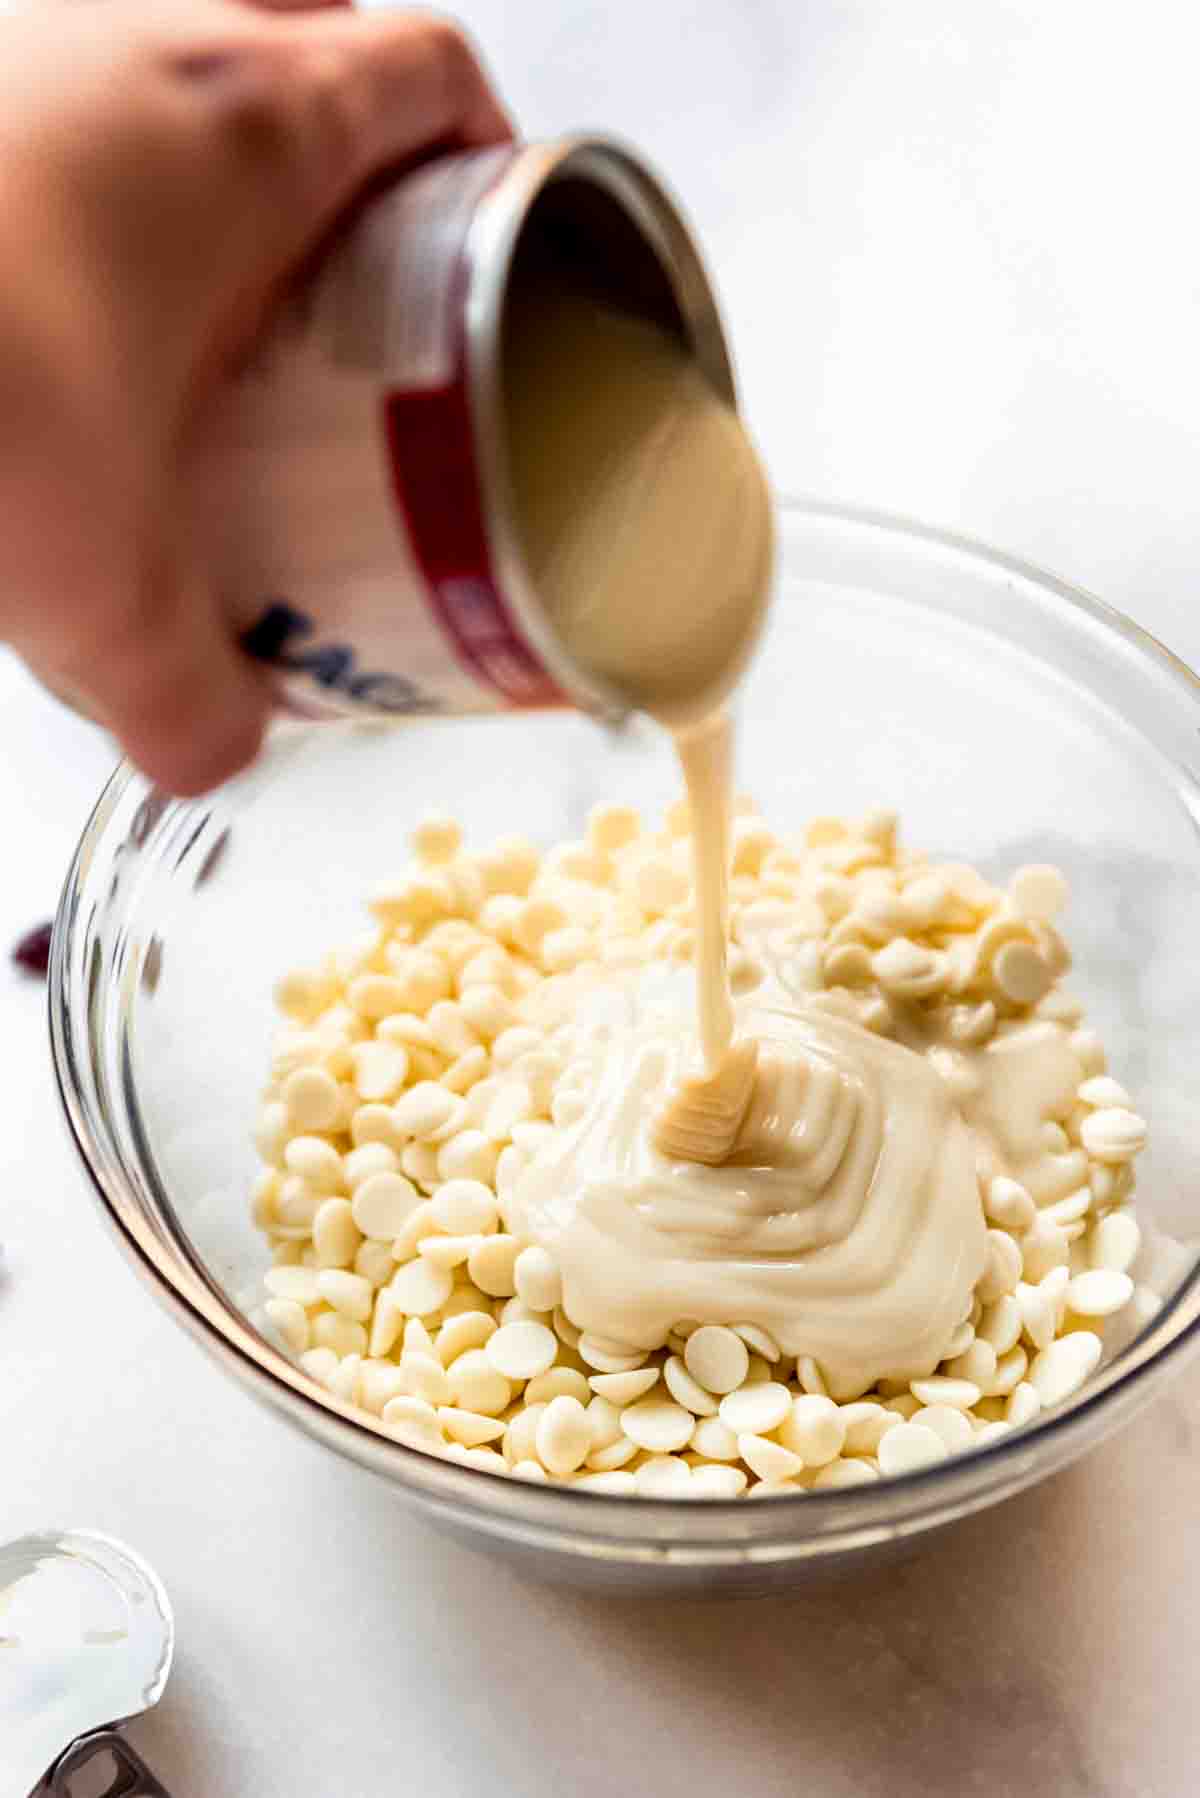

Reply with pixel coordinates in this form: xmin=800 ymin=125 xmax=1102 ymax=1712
xmin=462 ymin=134 xmax=744 ymax=730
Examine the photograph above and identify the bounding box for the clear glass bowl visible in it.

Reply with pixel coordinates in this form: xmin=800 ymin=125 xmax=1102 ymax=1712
xmin=50 ymin=500 xmax=1200 ymax=1592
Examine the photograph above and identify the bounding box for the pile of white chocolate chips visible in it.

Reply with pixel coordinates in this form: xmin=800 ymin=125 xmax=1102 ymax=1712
xmin=251 ymin=802 xmax=1151 ymax=1497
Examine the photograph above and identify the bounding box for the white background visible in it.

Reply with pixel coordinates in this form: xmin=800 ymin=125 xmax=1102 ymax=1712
xmin=5 ymin=4 xmax=1200 ymax=1794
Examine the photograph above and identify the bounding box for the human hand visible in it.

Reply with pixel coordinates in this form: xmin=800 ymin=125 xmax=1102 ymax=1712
xmin=0 ymin=2 xmax=510 ymax=792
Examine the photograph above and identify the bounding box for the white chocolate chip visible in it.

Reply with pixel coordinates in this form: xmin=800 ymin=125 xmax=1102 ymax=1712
xmin=1020 ymin=1220 xmax=1069 ymax=1284
xmin=1017 ymin=1276 xmax=1057 ymax=1348
xmin=588 ymin=1368 xmax=660 ymax=1405
xmin=1005 ymin=1381 xmax=1042 ymax=1427
xmin=717 ymin=1383 xmax=792 ymax=1436
xmin=620 ymin=1398 xmax=696 ymax=1453
xmin=587 ymin=804 xmax=640 ymax=854
xmin=838 ymin=1402 xmax=898 ymax=1454
xmin=485 ymin=1320 xmax=558 ymax=1381
xmin=389 ymin=1258 xmax=454 ymax=1317
xmin=1078 ymin=1075 xmax=1133 ymax=1109
xmin=872 ymin=938 xmax=947 ymax=999
xmin=912 ymin=1404 xmax=973 ymax=1451
xmin=1029 ymin=1332 xmax=1102 ymax=1406
xmin=350 ymin=1041 xmax=409 ymax=1102
xmin=418 ymin=1234 xmax=482 ymax=1271
xmin=943 ymin=1339 xmax=997 ymax=1391
xmin=690 ymin=1415 xmax=739 ymax=1461
xmin=431 ymin=1178 xmax=499 ymax=1236
xmin=663 ymin=1355 xmax=720 ymax=1417
xmin=366 ymin=1291 xmax=403 ymax=1359
xmin=312 ymin=1313 xmax=367 ymax=1359
xmin=411 ymin=812 xmax=462 ymax=865
xmin=1065 ymin=1269 xmax=1134 ymax=1317
xmin=987 ymin=1345 xmax=1028 ymax=1397
xmin=689 ymin=1464 xmax=749 ymax=1497
xmin=536 ymin=1395 xmax=592 ymax=1474
xmin=264 ymin=1264 xmax=321 ymax=1307
xmin=683 ymin=1325 xmax=750 ymax=1395
xmin=264 ymin=1297 xmax=309 ymax=1355
xmin=739 ymin=1434 xmax=804 ymax=1485
xmin=436 ymin=1130 xmax=499 ymax=1185
xmin=512 ymin=1459 xmax=549 ymax=1482
xmin=577 ymin=1334 xmax=647 ymax=1375
xmin=435 ymin=1311 xmax=497 ymax=1366
xmin=635 ymin=1456 xmax=694 ymax=1496
xmin=1080 ymin=1107 xmax=1148 ymax=1162
xmin=446 ymin=1349 xmax=512 ymax=1417
xmin=391 ymin=1198 xmax=438 ymax=1260
xmin=514 ymin=1245 xmax=562 ymax=1313
xmin=392 ymin=1082 xmax=459 ymax=1139
xmin=909 ymin=1376 xmax=981 ymax=1411
xmin=467 ymin=1234 xmax=521 ymax=1298
xmin=351 ymin=1172 xmax=420 ymax=1240
xmin=398 ymin=1352 xmax=451 ymax=1407
xmin=311 ymin=1198 xmax=361 ymax=1269
xmin=281 ymin=1066 xmax=340 ymax=1132
xmin=984 ymin=1176 xmax=1036 ymax=1232
xmin=991 ymin=940 xmax=1052 ymax=1004
xmin=978 ymin=1228 xmax=1023 ymax=1300
xmin=283 ymin=1137 xmax=343 ymax=1193
xmin=977 ymin=1295 xmax=1022 ymax=1357
xmin=1089 ymin=1210 xmax=1141 ymax=1275
xmin=877 ymin=1421 xmax=948 ymax=1475
xmin=586 ymin=1436 xmax=639 ymax=1473
xmin=795 ymin=1355 xmax=828 ymax=1396
xmin=526 ymin=1368 xmax=591 ymax=1406
xmin=1008 ymin=864 xmax=1069 ymax=922
xmin=439 ymin=1407 xmax=506 ymax=1448
xmin=316 ymin=1269 xmax=373 ymax=1322
xmin=776 ymin=1395 xmax=845 ymax=1465
xmin=381 ymin=1396 xmax=442 ymax=1448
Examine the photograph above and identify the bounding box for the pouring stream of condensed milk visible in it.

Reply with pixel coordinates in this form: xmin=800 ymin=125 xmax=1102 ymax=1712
xmin=504 ymin=277 xmax=993 ymax=1393
xmin=504 ymin=278 xmax=762 ymax=1099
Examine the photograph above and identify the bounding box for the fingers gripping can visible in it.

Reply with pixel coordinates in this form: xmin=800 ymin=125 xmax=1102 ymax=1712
xmin=202 ymin=137 xmax=740 ymax=724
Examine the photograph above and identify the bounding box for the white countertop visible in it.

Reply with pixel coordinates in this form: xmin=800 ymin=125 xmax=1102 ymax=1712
xmin=5 ymin=3 xmax=1200 ymax=1793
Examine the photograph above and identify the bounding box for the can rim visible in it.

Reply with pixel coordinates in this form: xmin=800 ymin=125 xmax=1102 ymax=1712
xmin=462 ymin=135 xmax=742 ymax=724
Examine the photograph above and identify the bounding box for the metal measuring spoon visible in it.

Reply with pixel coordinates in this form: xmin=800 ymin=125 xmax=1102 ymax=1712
xmin=0 ymin=1530 xmax=174 ymax=1797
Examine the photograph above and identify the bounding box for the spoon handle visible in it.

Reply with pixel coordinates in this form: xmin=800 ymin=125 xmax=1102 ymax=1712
xmin=37 ymin=1729 xmax=171 ymax=1798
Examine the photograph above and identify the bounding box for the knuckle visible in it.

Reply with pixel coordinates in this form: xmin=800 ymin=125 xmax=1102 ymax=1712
xmin=295 ymin=43 xmax=363 ymax=177
xmin=199 ymin=39 xmax=361 ymax=203
xmin=167 ymin=33 xmax=306 ymax=180
xmin=215 ymin=55 xmax=301 ymax=171
xmin=422 ymin=17 xmax=482 ymax=107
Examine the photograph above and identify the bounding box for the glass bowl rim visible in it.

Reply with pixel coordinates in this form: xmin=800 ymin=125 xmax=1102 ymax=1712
xmin=47 ymin=492 xmax=1200 ymax=1533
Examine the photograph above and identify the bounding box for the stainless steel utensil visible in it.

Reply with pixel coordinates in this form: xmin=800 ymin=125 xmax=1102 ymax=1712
xmin=0 ymin=1531 xmax=173 ymax=1797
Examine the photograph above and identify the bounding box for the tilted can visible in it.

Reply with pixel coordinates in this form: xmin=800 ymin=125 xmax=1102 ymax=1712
xmin=199 ymin=136 xmax=741 ymax=724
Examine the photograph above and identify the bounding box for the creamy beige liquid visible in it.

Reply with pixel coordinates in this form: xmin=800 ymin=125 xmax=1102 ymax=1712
xmin=513 ymin=991 xmax=991 ymax=1393
xmin=504 ymin=288 xmax=773 ymax=730
xmin=504 ymin=285 xmax=1013 ymax=1389
xmin=674 ymin=714 xmax=737 ymax=1071
xmin=505 ymin=286 xmax=760 ymax=1071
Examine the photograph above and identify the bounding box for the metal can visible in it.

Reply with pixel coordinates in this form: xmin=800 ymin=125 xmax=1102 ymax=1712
xmin=200 ymin=136 xmax=740 ymax=724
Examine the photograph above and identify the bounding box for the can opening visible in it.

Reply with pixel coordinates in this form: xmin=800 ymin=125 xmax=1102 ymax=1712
xmin=490 ymin=157 xmax=771 ymax=729
xmin=504 ymin=174 xmax=690 ymax=352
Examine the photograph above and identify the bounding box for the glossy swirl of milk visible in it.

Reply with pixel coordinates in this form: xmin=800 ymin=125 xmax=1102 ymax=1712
xmin=510 ymin=981 xmax=990 ymax=1396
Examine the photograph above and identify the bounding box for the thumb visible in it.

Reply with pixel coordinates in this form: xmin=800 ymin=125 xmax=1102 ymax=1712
xmin=109 ymin=573 xmax=273 ymax=796
xmin=155 ymin=7 xmax=514 ymax=394
xmin=182 ymin=8 xmax=513 ymax=280
xmin=31 ymin=554 xmax=272 ymax=797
